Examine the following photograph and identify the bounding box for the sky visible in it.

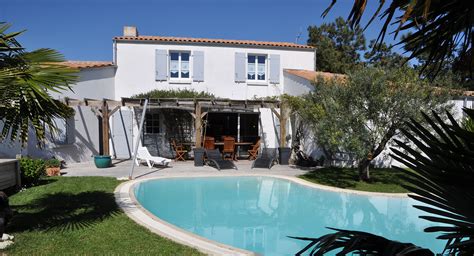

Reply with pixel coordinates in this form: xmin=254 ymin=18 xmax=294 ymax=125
xmin=2 ymin=0 xmax=402 ymax=61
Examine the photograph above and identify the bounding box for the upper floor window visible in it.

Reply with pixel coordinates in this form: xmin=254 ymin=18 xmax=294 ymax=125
xmin=247 ymin=55 xmax=266 ymax=81
xmin=170 ymin=52 xmax=190 ymax=79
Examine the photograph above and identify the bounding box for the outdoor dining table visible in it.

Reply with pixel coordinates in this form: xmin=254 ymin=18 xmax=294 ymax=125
xmin=179 ymin=141 xmax=253 ymax=160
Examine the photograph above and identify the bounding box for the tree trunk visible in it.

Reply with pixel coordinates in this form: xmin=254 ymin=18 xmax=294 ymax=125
xmin=358 ymin=158 xmax=371 ymax=181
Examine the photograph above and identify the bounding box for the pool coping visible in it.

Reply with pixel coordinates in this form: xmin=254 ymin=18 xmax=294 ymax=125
xmin=114 ymin=173 xmax=410 ymax=256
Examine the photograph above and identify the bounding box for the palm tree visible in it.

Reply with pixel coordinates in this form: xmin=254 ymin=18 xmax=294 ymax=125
xmin=291 ymin=108 xmax=474 ymax=255
xmin=323 ymin=0 xmax=474 ymax=78
xmin=0 ymin=22 xmax=77 ymax=147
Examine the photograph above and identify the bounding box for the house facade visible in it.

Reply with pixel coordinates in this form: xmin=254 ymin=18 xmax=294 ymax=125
xmin=0 ymin=26 xmax=318 ymax=162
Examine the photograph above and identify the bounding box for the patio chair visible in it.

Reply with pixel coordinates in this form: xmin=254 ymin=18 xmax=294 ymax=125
xmin=247 ymin=139 xmax=261 ymax=160
xmin=205 ymin=149 xmax=237 ymax=171
xmin=171 ymin=139 xmax=187 ymax=161
xmin=135 ymin=146 xmax=171 ymax=168
xmin=251 ymin=148 xmax=277 ymax=169
xmin=222 ymin=136 xmax=236 ymax=160
xmin=203 ymin=136 xmax=215 ymax=150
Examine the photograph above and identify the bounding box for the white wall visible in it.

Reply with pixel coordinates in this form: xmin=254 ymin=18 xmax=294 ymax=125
xmin=0 ymin=67 xmax=116 ymax=162
xmin=114 ymin=42 xmax=314 ymax=100
xmin=50 ymin=67 xmax=116 ymax=100
xmin=283 ymin=72 xmax=314 ymax=96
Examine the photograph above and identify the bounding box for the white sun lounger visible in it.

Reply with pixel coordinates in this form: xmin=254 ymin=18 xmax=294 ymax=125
xmin=135 ymin=147 xmax=171 ymax=168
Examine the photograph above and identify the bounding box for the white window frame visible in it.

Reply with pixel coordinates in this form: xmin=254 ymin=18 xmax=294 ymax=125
xmin=247 ymin=54 xmax=268 ymax=84
xmin=169 ymin=51 xmax=191 ymax=83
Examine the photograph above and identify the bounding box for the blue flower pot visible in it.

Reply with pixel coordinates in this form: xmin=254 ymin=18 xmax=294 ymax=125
xmin=94 ymin=155 xmax=111 ymax=168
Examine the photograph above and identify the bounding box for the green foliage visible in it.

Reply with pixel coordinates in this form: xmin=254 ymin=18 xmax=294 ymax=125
xmin=0 ymin=22 xmax=78 ymax=147
xmin=307 ymin=17 xmax=366 ymax=74
xmin=19 ymin=157 xmax=45 ymax=187
xmin=44 ymin=159 xmax=61 ymax=168
xmin=462 ymin=114 xmax=474 ymax=132
xmin=286 ymin=67 xmax=450 ymax=179
xmin=132 ymin=88 xmax=215 ymax=99
xmin=364 ymin=40 xmax=407 ymax=69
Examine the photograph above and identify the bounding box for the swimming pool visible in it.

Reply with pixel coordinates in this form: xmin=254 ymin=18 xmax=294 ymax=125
xmin=132 ymin=176 xmax=443 ymax=255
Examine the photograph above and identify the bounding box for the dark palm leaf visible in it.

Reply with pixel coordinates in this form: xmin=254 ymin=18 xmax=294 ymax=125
xmin=290 ymin=228 xmax=434 ymax=255
xmin=390 ymin=109 xmax=474 ymax=255
xmin=323 ymin=0 xmax=474 ymax=78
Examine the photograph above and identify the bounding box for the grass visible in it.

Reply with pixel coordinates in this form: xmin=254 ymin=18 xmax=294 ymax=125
xmin=5 ymin=176 xmax=202 ymax=255
xmin=300 ymin=167 xmax=411 ymax=193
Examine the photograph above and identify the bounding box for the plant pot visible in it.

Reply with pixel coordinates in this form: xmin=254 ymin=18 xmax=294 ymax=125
xmin=278 ymin=147 xmax=291 ymax=165
xmin=94 ymin=155 xmax=111 ymax=168
xmin=46 ymin=167 xmax=61 ymax=176
xmin=193 ymin=148 xmax=205 ymax=167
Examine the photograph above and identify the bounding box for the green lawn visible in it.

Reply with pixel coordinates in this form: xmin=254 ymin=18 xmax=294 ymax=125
xmin=5 ymin=177 xmax=202 ymax=255
xmin=300 ymin=167 xmax=410 ymax=193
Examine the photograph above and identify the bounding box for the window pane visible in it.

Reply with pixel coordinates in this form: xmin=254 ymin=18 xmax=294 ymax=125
xmin=181 ymin=59 xmax=189 ymax=78
xmin=257 ymin=56 xmax=265 ymax=64
xmin=170 ymin=58 xmax=179 ymax=78
xmin=181 ymin=52 xmax=190 ymax=61
xmin=247 ymin=62 xmax=255 ymax=80
xmin=248 ymin=55 xmax=256 ymax=63
xmin=170 ymin=52 xmax=179 ymax=61
xmin=257 ymin=62 xmax=265 ymax=80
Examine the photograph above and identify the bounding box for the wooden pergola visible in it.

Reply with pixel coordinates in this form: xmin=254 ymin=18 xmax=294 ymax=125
xmin=64 ymin=97 xmax=289 ymax=156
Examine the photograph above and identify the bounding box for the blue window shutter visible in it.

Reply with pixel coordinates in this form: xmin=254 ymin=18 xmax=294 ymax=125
xmin=193 ymin=51 xmax=204 ymax=82
xmin=155 ymin=49 xmax=168 ymax=81
xmin=235 ymin=52 xmax=246 ymax=82
xmin=269 ymin=54 xmax=280 ymax=84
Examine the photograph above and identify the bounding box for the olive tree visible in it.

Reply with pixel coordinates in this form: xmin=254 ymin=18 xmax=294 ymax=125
xmin=286 ymin=67 xmax=450 ymax=180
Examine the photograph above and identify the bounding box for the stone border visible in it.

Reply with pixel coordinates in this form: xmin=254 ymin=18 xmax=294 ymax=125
xmin=115 ymin=173 xmax=409 ymax=255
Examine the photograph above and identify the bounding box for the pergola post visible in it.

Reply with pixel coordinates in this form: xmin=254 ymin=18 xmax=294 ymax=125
xmin=101 ymin=100 xmax=110 ymax=155
xmin=279 ymin=102 xmax=288 ymax=148
xmin=271 ymin=103 xmax=289 ymax=148
xmin=194 ymin=103 xmax=202 ymax=148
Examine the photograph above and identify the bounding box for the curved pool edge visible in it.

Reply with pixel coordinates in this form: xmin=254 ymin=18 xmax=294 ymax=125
xmin=114 ymin=173 xmax=410 ymax=255
xmin=115 ymin=177 xmax=256 ymax=256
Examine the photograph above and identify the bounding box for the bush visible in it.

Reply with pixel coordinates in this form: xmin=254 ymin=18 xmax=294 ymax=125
xmin=45 ymin=159 xmax=61 ymax=168
xmin=19 ymin=157 xmax=45 ymax=187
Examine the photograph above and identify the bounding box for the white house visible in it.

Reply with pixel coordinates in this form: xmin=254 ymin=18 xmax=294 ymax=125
xmin=0 ymin=26 xmax=318 ymax=162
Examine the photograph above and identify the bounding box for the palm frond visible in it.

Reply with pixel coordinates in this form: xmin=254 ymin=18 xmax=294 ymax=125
xmin=0 ymin=23 xmax=78 ymax=147
xmin=290 ymin=228 xmax=434 ymax=255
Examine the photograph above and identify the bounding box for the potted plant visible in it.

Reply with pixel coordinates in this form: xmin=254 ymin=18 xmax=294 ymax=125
xmin=45 ymin=159 xmax=61 ymax=176
xmin=94 ymin=155 xmax=111 ymax=168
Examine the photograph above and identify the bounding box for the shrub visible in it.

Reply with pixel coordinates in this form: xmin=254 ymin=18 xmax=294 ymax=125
xmin=19 ymin=157 xmax=45 ymax=187
xmin=45 ymin=159 xmax=61 ymax=168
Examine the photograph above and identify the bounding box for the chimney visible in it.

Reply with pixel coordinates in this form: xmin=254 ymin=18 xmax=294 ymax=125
xmin=123 ymin=26 xmax=138 ymax=37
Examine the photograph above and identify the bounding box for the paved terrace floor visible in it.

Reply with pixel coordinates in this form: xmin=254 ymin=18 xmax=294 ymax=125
xmin=62 ymin=159 xmax=310 ymax=179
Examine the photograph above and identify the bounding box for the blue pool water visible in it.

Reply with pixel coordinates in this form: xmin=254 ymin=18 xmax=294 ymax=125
xmin=134 ymin=176 xmax=444 ymax=255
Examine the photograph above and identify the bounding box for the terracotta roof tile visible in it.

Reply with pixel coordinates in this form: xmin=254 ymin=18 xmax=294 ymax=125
xmin=284 ymin=69 xmax=346 ymax=81
xmin=114 ymin=36 xmax=314 ymax=50
xmin=59 ymin=61 xmax=114 ymax=69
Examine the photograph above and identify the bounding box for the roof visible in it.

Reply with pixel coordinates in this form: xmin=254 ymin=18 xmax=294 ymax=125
xmin=114 ymin=36 xmax=314 ymax=50
xmin=284 ymin=69 xmax=346 ymax=81
xmin=285 ymin=69 xmax=474 ymax=98
xmin=59 ymin=61 xmax=114 ymax=69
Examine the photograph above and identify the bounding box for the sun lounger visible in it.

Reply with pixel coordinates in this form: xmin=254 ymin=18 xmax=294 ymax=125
xmin=135 ymin=146 xmax=172 ymax=168
xmin=251 ymin=148 xmax=277 ymax=169
xmin=205 ymin=149 xmax=237 ymax=171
